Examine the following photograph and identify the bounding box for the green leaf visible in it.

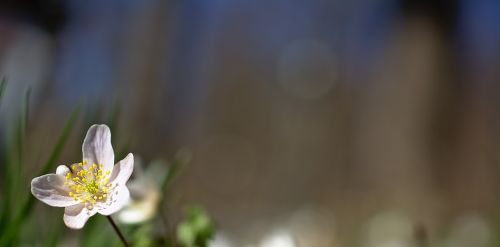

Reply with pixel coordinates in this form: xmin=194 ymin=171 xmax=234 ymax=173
xmin=131 ymin=224 xmax=154 ymax=247
xmin=176 ymin=205 xmax=215 ymax=247
xmin=177 ymin=222 xmax=196 ymax=247
xmin=23 ymin=87 xmax=31 ymax=132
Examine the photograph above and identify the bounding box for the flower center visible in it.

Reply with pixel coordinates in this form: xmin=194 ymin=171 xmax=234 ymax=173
xmin=85 ymin=180 xmax=99 ymax=194
xmin=64 ymin=160 xmax=114 ymax=209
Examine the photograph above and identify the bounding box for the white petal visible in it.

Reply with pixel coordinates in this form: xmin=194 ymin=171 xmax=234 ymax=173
xmin=63 ymin=204 xmax=96 ymax=229
xmin=82 ymin=124 xmax=114 ymax=171
xmin=97 ymin=186 xmax=130 ymax=216
xmin=56 ymin=165 xmax=70 ymax=176
xmin=109 ymin=153 xmax=134 ymax=185
xmin=117 ymin=188 xmax=160 ymax=224
xmin=31 ymin=174 xmax=78 ymax=207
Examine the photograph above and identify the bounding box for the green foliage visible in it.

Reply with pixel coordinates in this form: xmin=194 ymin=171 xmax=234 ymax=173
xmin=130 ymin=223 xmax=155 ymax=247
xmin=0 ymin=102 xmax=81 ymax=245
xmin=176 ymin=206 xmax=215 ymax=247
xmin=0 ymin=87 xmax=30 ymax=238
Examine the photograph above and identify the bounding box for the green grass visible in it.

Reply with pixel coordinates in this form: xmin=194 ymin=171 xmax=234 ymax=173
xmin=0 ymin=103 xmax=81 ymax=245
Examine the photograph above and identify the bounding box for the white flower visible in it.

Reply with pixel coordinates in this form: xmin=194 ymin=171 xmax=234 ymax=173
xmin=31 ymin=124 xmax=134 ymax=229
xmin=117 ymin=182 xmax=160 ymax=224
xmin=117 ymin=158 xmax=166 ymax=224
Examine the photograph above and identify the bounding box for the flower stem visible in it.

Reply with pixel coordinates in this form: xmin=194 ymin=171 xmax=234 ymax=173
xmin=106 ymin=216 xmax=129 ymax=247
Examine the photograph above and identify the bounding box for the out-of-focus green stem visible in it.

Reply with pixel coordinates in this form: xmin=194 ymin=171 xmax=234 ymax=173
xmin=106 ymin=216 xmax=129 ymax=247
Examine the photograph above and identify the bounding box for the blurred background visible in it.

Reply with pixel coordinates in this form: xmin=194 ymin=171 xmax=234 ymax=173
xmin=1 ymin=0 xmax=500 ymax=246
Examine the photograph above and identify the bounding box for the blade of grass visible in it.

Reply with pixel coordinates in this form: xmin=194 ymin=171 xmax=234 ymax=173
xmin=9 ymin=88 xmax=31 ymax=208
xmin=0 ymin=82 xmax=16 ymax=231
xmin=0 ymin=135 xmax=14 ymax=227
xmin=0 ymin=203 xmax=4 ymax=233
xmin=0 ymin=76 xmax=6 ymax=221
xmin=3 ymin=117 xmax=22 ymax=222
xmin=17 ymin=87 xmax=31 ymax=161
xmin=24 ymin=87 xmax=30 ymax=130
xmin=0 ymin=77 xmax=7 ymax=232
xmin=19 ymin=88 xmax=31 ymax=164
xmin=16 ymin=87 xmax=31 ymax=191
xmin=0 ymin=77 xmax=6 ymax=106
xmin=0 ymin=104 xmax=81 ymax=245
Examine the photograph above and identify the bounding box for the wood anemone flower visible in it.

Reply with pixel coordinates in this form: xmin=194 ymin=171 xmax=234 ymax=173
xmin=31 ymin=124 xmax=134 ymax=229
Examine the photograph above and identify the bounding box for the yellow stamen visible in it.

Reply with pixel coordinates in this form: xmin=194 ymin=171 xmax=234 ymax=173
xmin=64 ymin=161 xmax=112 ymax=205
